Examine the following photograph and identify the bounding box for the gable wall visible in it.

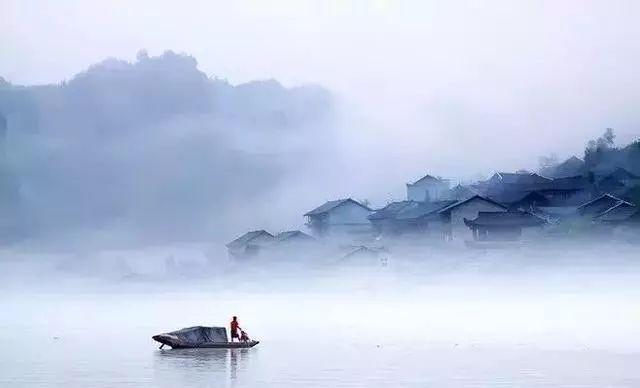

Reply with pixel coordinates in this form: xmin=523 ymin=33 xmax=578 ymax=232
xmin=327 ymin=202 xmax=371 ymax=225
xmin=250 ymin=233 xmax=275 ymax=246
xmin=407 ymin=180 xmax=450 ymax=201
xmin=449 ymin=199 xmax=507 ymax=239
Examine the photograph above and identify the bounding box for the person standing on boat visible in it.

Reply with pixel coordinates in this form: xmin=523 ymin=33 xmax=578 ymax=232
xmin=230 ymin=316 xmax=241 ymax=342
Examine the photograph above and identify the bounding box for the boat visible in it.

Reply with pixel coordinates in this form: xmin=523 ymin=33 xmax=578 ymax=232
xmin=152 ymin=326 xmax=260 ymax=349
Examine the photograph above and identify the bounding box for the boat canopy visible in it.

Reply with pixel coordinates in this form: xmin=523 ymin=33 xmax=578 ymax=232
xmin=168 ymin=326 xmax=228 ymax=343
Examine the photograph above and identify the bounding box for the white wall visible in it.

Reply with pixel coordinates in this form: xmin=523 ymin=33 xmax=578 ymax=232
xmin=327 ymin=202 xmax=371 ymax=225
xmin=407 ymin=180 xmax=450 ymax=201
xmin=325 ymin=202 xmax=372 ymax=239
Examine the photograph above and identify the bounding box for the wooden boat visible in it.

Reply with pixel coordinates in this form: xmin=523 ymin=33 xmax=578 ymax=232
xmin=152 ymin=326 xmax=259 ymax=349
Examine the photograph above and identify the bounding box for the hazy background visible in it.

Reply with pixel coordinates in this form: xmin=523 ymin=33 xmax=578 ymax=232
xmin=3 ymin=5 xmax=640 ymax=386
xmin=2 ymin=0 xmax=640 ymax=246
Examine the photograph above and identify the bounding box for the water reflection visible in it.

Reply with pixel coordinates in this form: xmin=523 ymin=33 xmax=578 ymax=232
xmin=154 ymin=348 xmax=251 ymax=387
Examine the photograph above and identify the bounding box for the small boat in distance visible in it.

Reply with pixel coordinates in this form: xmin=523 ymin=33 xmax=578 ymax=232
xmin=152 ymin=326 xmax=259 ymax=349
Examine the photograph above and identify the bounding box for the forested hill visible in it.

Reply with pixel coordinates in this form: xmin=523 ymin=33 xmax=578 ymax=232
xmin=0 ymin=50 xmax=331 ymax=135
xmin=540 ymin=128 xmax=640 ymax=179
xmin=0 ymin=51 xmax=333 ymax=245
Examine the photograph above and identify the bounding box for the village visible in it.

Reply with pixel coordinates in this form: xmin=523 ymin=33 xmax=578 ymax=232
xmin=227 ymin=152 xmax=640 ymax=263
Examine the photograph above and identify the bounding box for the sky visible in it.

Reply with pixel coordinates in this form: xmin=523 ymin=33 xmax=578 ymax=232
xmin=3 ymin=0 xmax=640 ymax=178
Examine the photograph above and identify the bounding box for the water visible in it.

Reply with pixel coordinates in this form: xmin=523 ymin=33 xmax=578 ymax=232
xmin=2 ymin=249 xmax=640 ymax=387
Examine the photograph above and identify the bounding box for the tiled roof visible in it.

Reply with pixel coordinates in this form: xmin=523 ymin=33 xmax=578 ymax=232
xmin=396 ymin=200 xmax=458 ymax=220
xmin=304 ymin=198 xmax=371 ymax=216
xmin=275 ymin=230 xmax=315 ymax=242
xmin=226 ymin=230 xmax=274 ymax=249
xmin=409 ymin=174 xmax=445 ymax=186
xmin=438 ymin=195 xmax=508 ymax=214
xmin=593 ymin=202 xmax=638 ymax=222
xmin=368 ymin=201 xmax=415 ymax=220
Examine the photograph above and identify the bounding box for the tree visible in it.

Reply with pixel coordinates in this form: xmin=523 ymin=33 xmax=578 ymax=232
xmin=538 ymin=153 xmax=559 ymax=176
xmin=585 ymin=128 xmax=617 ymax=169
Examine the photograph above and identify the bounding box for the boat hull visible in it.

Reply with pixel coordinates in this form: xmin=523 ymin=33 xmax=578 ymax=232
xmin=152 ymin=326 xmax=259 ymax=349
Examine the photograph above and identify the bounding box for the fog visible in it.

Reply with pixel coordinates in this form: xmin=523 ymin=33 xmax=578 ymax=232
xmin=3 ymin=2 xmax=640 ymax=386
xmin=3 ymin=1 xmax=640 ymax=246
xmin=0 ymin=50 xmax=343 ymax=245
xmin=2 ymin=243 xmax=640 ymax=386
xmin=4 ymin=2 xmax=640 ymax=156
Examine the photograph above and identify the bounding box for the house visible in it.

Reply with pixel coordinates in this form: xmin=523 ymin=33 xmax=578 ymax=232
xmin=226 ymin=230 xmax=274 ymax=259
xmin=591 ymin=168 xmax=639 ymax=197
xmin=596 ymin=175 xmax=626 ymax=195
xmin=591 ymin=166 xmax=639 ymax=184
xmin=480 ymin=172 xmax=552 ymax=207
xmin=535 ymin=175 xmax=593 ymax=206
xmin=577 ymin=193 xmax=633 ymax=218
xmin=433 ymin=195 xmax=508 ymax=240
xmin=484 ymin=172 xmax=552 ymax=192
xmin=603 ymin=167 xmax=639 ymax=184
xmin=341 ymin=246 xmax=389 ymax=266
xmin=264 ymin=230 xmax=318 ymax=258
xmin=406 ymin=174 xmax=450 ymax=201
xmin=534 ymin=206 xmax=580 ymax=224
xmin=368 ymin=200 xmax=457 ymax=237
xmin=593 ymin=202 xmax=638 ymax=225
xmin=274 ymin=230 xmax=316 ymax=245
xmin=482 ymin=174 xmax=592 ymax=209
xmin=449 ymin=184 xmax=479 ymax=201
xmin=368 ymin=201 xmax=415 ymax=236
xmin=507 ymin=191 xmax=550 ymax=210
xmin=393 ymin=200 xmax=458 ymax=237
xmin=464 ymin=211 xmax=547 ymax=241
xmin=304 ymin=198 xmax=372 ymax=239
xmin=548 ymin=156 xmax=585 ymax=178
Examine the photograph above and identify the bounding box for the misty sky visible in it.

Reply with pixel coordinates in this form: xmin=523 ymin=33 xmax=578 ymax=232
xmin=3 ymin=0 xmax=640 ymax=178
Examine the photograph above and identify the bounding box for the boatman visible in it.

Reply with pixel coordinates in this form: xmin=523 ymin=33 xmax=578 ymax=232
xmin=230 ymin=316 xmax=241 ymax=342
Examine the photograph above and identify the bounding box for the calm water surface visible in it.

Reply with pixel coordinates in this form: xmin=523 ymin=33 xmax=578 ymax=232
xmin=2 ymin=261 xmax=640 ymax=387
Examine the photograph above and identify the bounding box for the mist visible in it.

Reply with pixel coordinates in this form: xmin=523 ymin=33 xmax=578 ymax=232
xmin=3 ymin=2 xmax=640 ymax=387
xmin=3 ymin=242 xmax=640 ymax=386
xmin=0 ymin=50 xmax=343 ymax=246
xmin=4 ymin=1 xmax=640 ymax=167
xmin=4 ymin=1 xmax=640 ymax=247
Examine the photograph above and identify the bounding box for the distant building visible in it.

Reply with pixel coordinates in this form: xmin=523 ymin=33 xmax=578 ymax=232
xmin=481 ymin=173 xmax=593 ymax=211
xmin=448 ymin=184 xmax=478 ymax=201
xmin=368 ymin=201 xmax=415 ymax=236
xmin=596 ymin=175 xmax=626 ymax=196
xmin=406 ymin=174 xmax=450 ymax=202
xmin=368 ymin=200 xmax=457 ymax=237
xmin=304 ymin=198 xmax=372 ymax=239
xmin=549 ymin=156 xmax=585 ymax=178
xmin=434 ymin=195 xmax=508 ymax=240
xmin=341 ymin=246 xmax=389 ymax=266
xmin=592 ymin=168 xmax=640 ymax=197
xmin=479 ymin=172 xmax=553 ymax=207
xmin=591 ymin=166 xmax=639 ymax=183
xmin=274 ymin=230 xmax=316 ymax=245
xmin=532 ymin=205 xmax=579 ymax=225
xmin=507 ymin=191 xmax=550 ymax=210
xmin=485 ymin=172 xmax=551 ymax=192
xmin=602 ymin=167 xmax=639 ymax=185
xmin=226 ymin=230 xmax=274 ymax=259
xmin=535 ymin=175 xmax=593 ymax=206
xmin=464 ymin=211 xmax=547 ymax=241
xmin=577 ymin=193 xmax=633 ymax=218
xmin=593 ymin=202 xmax=638 ymax=225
